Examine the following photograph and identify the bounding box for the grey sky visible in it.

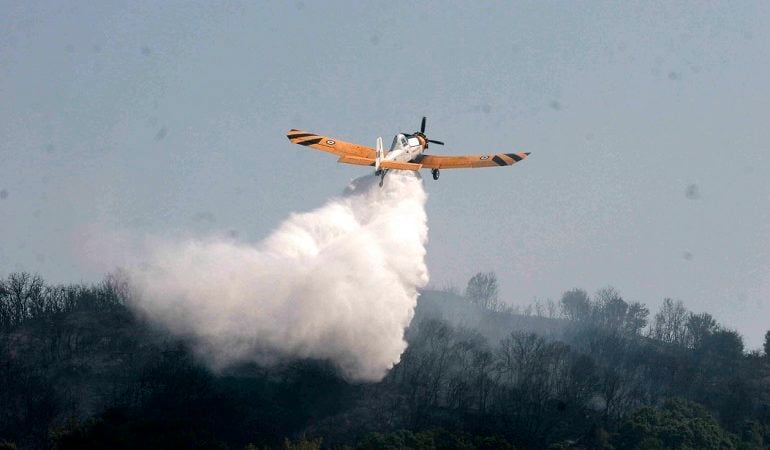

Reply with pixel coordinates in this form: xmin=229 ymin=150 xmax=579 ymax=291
xmin=1 ymin=1 xmax=769 ymax=347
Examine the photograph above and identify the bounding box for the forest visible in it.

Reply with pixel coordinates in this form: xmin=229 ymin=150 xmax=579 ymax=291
xmin=1 ymin=271 xmax=769 ymax=449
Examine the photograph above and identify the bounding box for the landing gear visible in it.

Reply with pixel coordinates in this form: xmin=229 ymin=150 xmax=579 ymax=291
xmin=378 ymin=169 xmax=387 ymax=187
xmin=431 ymin=168 xmax=440 ymax=180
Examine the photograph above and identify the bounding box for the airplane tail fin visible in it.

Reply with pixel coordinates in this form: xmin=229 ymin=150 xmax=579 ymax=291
xmin=375 ymin=137 xmax=384 ymax=172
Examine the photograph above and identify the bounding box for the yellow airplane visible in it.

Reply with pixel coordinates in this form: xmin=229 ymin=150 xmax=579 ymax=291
xmin=287 ymin=117 xmax=530 ymax=186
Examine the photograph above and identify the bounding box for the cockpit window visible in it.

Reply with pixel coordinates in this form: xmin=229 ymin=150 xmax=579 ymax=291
xmin=391 ymin=135 xmax=400 ymax=150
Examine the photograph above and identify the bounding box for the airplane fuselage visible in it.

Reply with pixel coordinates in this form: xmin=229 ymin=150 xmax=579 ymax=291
xmin=385 ymin=133 xmax=427 ymax=163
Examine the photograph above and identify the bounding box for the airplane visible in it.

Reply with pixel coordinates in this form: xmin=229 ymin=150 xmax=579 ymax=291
xmin=286 ymin=117 xmax=530 ymax=186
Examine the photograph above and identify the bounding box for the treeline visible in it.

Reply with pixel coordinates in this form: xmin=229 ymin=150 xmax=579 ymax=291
xmin=0 ymin=272 xmax=127 ymax=329
xmin=1 ymin=271 xmax=769 ymax=449
xmin=559 ymin=285 xmax=745 ymax=352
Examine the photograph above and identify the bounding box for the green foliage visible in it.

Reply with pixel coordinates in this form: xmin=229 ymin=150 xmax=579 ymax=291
xmin=283 ymin=437 xmax=322 ymax=450
xmin=616 ymin=398 xmax=738 ymax=449
xmin=50 ymin=412 xmax=231 ymax=450
xmin=357 ymin=429 xmax=513 ymax=450
xmin=764 ymin=330 xmax=770 ymax=358
xmin=697 ymin=329 xmax=745 ymax=361
xmin=582 ymin=425 xmax=615 ymax=450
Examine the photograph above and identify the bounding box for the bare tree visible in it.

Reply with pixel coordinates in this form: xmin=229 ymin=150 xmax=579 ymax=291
xmin=594 ymin=287 xmax=628 ymax=331
xmin=651 ymin=298 xmax=689 ymax=345
xmin=3 ymin=272 xmax=44 ymax=327
xmin=0 ymin=278 xmax=9 ymax=329
xmin=464 ymin=272 xmax=499 ymax=311
xmin=441 ymin=281 xmax=461 ymax=296
xmin=546 ymin=299 xmax=557 ymax=319
xmin=533 ymin=298 xmax=544 ymax=318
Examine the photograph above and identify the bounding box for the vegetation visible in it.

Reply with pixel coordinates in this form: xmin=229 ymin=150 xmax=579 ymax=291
xmin=1 ymin=271 xmax=769 ymax=449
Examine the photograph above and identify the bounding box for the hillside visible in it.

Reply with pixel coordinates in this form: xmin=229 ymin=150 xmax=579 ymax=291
xmin=1 ymin=274 xmax=769 ymax=449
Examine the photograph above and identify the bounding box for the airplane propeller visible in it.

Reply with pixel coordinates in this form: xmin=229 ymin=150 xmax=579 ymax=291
xmin=414 ymin=116 xmax=444 ymax=147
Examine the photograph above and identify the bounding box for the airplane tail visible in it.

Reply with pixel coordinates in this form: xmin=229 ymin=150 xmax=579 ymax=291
xmin=375 ymin=137 xmax=385 ymax=172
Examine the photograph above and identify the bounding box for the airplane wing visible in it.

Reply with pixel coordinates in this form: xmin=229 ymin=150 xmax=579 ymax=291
xmin=337 ymin=155 xmax=375 ymax=166
xmin=286 ymin=130 xmax=376 ymax=160
xmin=379 ymin=160 xmax=422 ymax=171
xmin=416 ymin=152 xmax=530 ymax=169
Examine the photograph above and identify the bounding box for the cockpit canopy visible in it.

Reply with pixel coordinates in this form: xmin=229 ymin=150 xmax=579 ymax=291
xmin=391 ymin=134 xmax=422 ymax=151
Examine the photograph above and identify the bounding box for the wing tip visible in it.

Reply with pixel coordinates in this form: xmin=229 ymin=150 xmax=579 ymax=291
xmin=287 ymin=130 xmax=318 ymax=143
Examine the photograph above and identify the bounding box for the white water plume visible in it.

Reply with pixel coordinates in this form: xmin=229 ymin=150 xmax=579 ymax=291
xmin=127 ymin=172 xmax=429 ymax=381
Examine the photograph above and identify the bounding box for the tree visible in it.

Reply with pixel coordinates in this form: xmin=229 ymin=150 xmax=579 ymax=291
xmin=464 ymin=272 xmax=499 ymax=311
xmin=624 ymin=302 xmax=649 ymax=336
xmin=685 ymin=312 xmax=717 ymax=349
xmin=764 ymin=330 xmax=770 ymax=358
xmin=699 ymin=328 xmax=744 ymax=361
xmin=594 ymin=286 xmax=628 ymax=331
xmin=651 ymin=298 xmax=689 ymax=345
xmin=1 ymin=272 xmax=44 ymax=328
xmin=534 ymin=298 xmax=544 ymax=317
xmin=545 ymin=299 xmax=557 ymax=318
xmin=560 ymin=288 xmax=591 ymax=322
xmin=616 ymin=398 xmax=738 ymax=449
xmin=283 ymin=437 xmax=322 ymax=450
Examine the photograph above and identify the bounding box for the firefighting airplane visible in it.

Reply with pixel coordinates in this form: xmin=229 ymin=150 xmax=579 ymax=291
xmin=287 ymin=117 xmax=530 ymax=186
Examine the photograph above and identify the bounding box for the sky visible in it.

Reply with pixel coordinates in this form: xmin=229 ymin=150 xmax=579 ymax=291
xmin=1 ymin=1 xmax=769 ymax=347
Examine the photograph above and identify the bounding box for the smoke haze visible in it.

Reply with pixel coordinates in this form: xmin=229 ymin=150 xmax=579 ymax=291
xmin=126 ymin=172 xmax=428 ymax=381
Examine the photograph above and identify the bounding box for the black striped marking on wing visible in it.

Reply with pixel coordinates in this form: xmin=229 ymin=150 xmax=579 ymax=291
xmin=490 ymin=153 xmax=526 ymax=166
xmin=288 ymin=133 xmax=316 ymax=140
xmin=492 ymin=155 xmax=508 ymax=166
xmin=297 ymin=137 xmax=322 ymax=146
xmin=287 ymin=130 xmax=331 ymax=148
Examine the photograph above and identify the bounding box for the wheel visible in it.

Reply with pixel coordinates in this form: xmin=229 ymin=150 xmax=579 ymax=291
xmin=432 ymin=169 xmax=440 ymax=180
